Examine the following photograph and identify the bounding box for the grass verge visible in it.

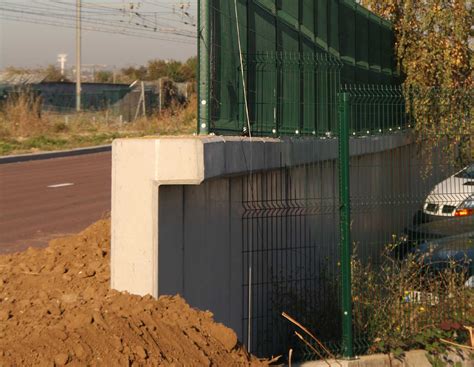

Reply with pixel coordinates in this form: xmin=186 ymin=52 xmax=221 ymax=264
xmin=0 ymin=92 xmax=197 ymax=156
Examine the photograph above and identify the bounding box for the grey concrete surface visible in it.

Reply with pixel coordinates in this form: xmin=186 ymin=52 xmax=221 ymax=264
xmin=111 ymin=133 xmax=445 ymax=352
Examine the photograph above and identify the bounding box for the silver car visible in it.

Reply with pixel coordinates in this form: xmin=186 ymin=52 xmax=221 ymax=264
xmin=423 ymin=164 xmax=474 ymax=218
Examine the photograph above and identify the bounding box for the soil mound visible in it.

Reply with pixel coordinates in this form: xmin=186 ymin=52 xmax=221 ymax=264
xmin=0 ymin=220 xmax=266 ymax=366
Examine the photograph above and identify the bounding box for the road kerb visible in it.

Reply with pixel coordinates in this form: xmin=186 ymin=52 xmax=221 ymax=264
xmin=0 ymin=145 xmax=112 ymax=164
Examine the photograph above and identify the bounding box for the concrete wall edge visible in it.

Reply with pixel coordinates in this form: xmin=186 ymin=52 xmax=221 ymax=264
xmin=111 ymin=131 xmax=415 ymax=297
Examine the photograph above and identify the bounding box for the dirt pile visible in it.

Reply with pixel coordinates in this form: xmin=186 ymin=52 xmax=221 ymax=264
xmin=0 ymin=220 xmax=266 ymax=366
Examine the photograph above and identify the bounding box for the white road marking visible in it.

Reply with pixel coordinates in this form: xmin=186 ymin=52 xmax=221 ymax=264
xmin=47 ymin=183 xmax=75 ymax=188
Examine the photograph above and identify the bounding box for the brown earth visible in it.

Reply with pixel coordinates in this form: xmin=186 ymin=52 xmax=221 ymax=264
xmin=0 ymin=220 xmax=268 ymax=366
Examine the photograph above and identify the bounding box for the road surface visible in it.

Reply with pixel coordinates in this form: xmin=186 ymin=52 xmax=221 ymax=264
xmin=0 ymin=152 xmax=111 ymax=254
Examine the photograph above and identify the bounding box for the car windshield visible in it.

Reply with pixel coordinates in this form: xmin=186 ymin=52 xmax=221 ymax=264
xmin=455 ymin=164 xmax=474 ymax=179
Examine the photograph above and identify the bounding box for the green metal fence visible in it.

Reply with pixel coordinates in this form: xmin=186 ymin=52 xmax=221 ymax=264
xmin=202 ymin=51 xmax=409 ymax=137
xmin=198 ymin=0 xmax=473 ymax=362
xmin=342 ymin=84 xmax=408 ymax=134
xmin=198 ymin=0 xmax=401 ymax=136
xmin=240 ymin=87 xmax=473 ymax=359
xmin=240 ymin=52 xmax=342 ymax=136
xmin=345 ymin=87 xmax=473 ymax=356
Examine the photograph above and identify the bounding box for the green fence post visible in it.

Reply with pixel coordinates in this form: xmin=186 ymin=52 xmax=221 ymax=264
xmin=197 ymin=0 xmax=210 ymax=135
xmin=338 ymin=92 xmax=354 ymax=359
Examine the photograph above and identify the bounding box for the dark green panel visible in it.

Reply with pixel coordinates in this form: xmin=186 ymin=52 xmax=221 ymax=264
xmin=237 ymin=0 xmax=249 ymax=131
xmin=302 ymin=40 xmax=316 ymax=134
xmin=302 ymin=0 xmax=315 ymax=36
xmin=316 ymin=0 xmax=328 ymax=50
xmin=380 ymin=72 xmax=392 ymax=85
xmin=201 ymin=0 xmax=401 ymax=137
xmin=316 ymin=53 xmax=332 ymax=134
xmin=381 ymin=26 xmax=393 ymax=73
xmin=278 ymin=18 xmax=299 ymax=51
xmin=355 ymin=7 xmax=369 ymax=68
xmin=278 ymin=23 xmax=300 ymax=134
xmin=279 ymin=0 xmax=299 ymax=19
xmin=368 ymin=69 xmax=381 ymax=84
xmin=249 ymin=5 xmax=277 ymax=135
xmin=355 ymin=66 xmax=369 ymax=84
xmin=368 ymin=18 xmax=381 ymax=70
xmin=252 ymin=2 xmax=277 ymax=51
xmin=328 ymin=0 xmax=339 ymax=55
xmin=210 ymin=0 xmax=243 ymax=133
xmin=341 ymin=66 xmax=354 ymax=85
xmin=339 ymin=2 xmax=355 ymax=62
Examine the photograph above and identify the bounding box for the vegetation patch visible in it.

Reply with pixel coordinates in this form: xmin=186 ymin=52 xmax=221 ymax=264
xmin=352 ymin=243 xmax=474 ymax=363
xmin=0 ymin=92 xmax=197 ymax=156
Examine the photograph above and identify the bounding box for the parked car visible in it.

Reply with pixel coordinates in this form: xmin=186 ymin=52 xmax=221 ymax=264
xmin=422 ymin=163 xmax=474 ymax=219
xmin=396 ymin=215 xmax=474 ymax=285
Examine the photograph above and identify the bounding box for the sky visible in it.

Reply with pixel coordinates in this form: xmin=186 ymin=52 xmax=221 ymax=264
xmin=0 ymin=0 xmax=197 ymax=70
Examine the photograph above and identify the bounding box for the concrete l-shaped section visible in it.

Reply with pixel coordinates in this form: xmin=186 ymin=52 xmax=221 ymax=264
xmin=111 ymin=133 xmax=412 ymax=298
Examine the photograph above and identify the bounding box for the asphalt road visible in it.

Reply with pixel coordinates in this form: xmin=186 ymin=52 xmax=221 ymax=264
xmin=0 ymin=152 xmax=111 ymax=254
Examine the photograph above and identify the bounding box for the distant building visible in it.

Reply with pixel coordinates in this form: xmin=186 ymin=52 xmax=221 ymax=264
xmin=0 ymin=71 xmax=192 ymax=121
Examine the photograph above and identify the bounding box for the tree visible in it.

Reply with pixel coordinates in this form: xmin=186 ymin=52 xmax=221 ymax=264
xmin=43 ymin=65 xmax=65 ymax=82
xmin=147 ymin=59 xmax=168 ymax=80
xmin=165 ymin=60 xmax=186 ymax=82
xmin=180 ymin=56 xmax=197 ymax=81
xmin=118 ymin=57 xmax=197 ymax=83
xmin=120 ymin=66 xmax=147 ymax=83
xmin=360 ymin=0 xmax=473 ymax=164
xmin=95 ymin=71 xmax=114 ymax=83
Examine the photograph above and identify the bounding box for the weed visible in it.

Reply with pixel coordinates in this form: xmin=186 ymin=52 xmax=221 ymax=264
xmin=352 ymin=244 xmax=473 ymax=360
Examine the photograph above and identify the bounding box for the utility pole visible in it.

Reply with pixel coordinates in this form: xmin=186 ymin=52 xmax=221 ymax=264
xmin=76 ymin=0 xmax=82 ymax=112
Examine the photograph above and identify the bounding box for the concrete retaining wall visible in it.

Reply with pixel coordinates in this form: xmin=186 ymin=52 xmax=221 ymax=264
xmin=111 ymin=134 xmax=447 ymax=349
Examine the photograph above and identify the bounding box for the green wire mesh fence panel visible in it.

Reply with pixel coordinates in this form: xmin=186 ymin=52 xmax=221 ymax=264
xmin=278 ymin=30 xmax=300 ymax=135
xmin=342 ymin=85 xmax=408 ymax=134
xmin=242 ymin=143 xmax=343 ymax=358
xmin=346 ymin=87 xmax=473 ymax=355
xmin=240 ymin=87 xmax=472 ymax=360
xmin=199 ymin=0 xmax=401 ymax=136
xmin=247 ymin=53 xmax=277 ymax=136
xmin=242 ymin=53 xmax=342 ymax=136
xmin=199 ymin=0 xmax=472 ymax=360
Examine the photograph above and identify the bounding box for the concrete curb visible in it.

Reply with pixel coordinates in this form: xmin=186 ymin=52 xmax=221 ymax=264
xmin=0 ymin=145 xmax=112 ymax=164
xmin=297 ymin=349 xmax=474 ymax=367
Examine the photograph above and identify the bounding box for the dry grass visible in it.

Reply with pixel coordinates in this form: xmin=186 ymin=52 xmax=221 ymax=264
xmin=131 ymin=96 xmax=197 ymax=135
xmin=0 ymin=90 xmax=46 ymax=137
xmin=352 ymin=244 xmax=473 ymax=354
xmin=0 ymin=92 xmax=197 ymax=155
